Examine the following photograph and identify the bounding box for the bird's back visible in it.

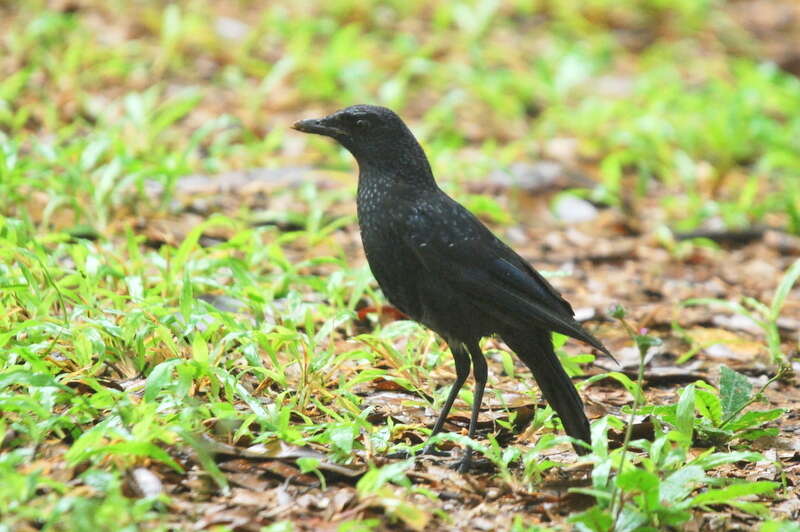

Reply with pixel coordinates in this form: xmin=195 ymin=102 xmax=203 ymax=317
xmin=357 ymin=180 xmax=572 ymax=344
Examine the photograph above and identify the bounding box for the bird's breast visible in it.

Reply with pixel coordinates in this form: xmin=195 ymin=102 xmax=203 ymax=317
xmin=357 ymin=206 xmax=423 ymax=316
xmin=356 ymin=192 xmax=494 ymax=343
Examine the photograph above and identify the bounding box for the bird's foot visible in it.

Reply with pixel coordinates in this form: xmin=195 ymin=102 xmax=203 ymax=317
xmin=385 ymin=449 xmax=414 ymax=459
xmin=421 ymin=444 xmax=451 ymax=457
xmin=451 ymin=451 xmax=473 ymax=473
xmin=385 ymin=448 xmax=448 ymax=459
xmin=387 ymin=445 xmax=450 ymax=460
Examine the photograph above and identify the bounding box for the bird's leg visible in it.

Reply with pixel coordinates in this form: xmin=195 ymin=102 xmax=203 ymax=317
xmin=421 ymin=343 xmax=471 ymax=456
xmin=454 ymin=342 xmax=487 ymax=473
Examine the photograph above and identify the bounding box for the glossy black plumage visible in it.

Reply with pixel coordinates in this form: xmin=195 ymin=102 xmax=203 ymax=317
xmin=294 ymin=105 xmax=610 ymax=471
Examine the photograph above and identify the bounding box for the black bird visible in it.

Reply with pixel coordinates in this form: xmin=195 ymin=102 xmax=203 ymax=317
xmin=294 ymin=105 xmax=611 ymax=472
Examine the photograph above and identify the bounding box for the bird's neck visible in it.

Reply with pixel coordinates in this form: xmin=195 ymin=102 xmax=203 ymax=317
xmin=355 ymin=137 xmax=437 ymax=194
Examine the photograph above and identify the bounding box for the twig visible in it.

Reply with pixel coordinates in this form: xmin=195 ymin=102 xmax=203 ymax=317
xmin=610 ymin=310 xmax=657 ymax=526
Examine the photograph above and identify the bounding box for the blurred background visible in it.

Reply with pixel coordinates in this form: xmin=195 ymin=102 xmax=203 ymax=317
xmin=2 ymin=0 xmax=799 ymax=236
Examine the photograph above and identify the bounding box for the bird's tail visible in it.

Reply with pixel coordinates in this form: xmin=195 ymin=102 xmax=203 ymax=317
xmin=501 ymin=328 xmax=591 ymax=454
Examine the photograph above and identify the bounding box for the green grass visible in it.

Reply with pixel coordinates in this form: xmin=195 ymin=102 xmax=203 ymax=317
xmin=1 ymin=1 xmax=799 ymax=530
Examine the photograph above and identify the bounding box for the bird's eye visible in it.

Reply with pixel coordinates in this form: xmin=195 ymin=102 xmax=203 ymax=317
xmin=355 ymin=119 xmax=370 ymax=128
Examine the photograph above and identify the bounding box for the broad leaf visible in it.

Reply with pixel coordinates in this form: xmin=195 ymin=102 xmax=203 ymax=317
xmin=719 ymin=366 xmax=751 ymax=420
xmin=661 ymin=465 xmax=706 ymax=505
xmin=695 ymin=388 xmax=722 ymax=426
xmin=726 ymin=408 xmax=784 ymax=432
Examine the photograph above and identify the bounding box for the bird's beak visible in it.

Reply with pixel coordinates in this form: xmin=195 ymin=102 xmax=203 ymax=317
xmin=292 ymin=117 xmax=345 ymax=137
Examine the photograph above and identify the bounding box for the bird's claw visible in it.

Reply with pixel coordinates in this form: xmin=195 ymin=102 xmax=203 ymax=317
xmin=421 ymin=444 xmax=451 ymax=457
xmin=387 ymin=445 xmax=451 ymax=460
xmin=385 ymin=449 xmax=413 ymax=459
xmin=451 ymin=454 xmax=472 ymax=473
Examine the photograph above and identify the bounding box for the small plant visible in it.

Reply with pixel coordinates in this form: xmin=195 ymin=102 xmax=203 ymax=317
xmin=568 ymin=306 xmax=779 ymax=531
xmin=644 ymin=365 xmax=786 ymax=450
xmin=356 ymin=460 xmax=433 ymax=531
xmin=684 ymin=258 xmax=800 ymax=366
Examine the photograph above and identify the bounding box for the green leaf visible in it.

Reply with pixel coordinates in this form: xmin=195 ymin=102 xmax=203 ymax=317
xmin=191 ymin=333 xmax=209 ymax=365
xmin=691 ymin=481 xmax=778 ymax=506
xmin=144 ymin=359 xmax=183 ymax=402
xmin=660 ymin=465 xmax=706 ymax=505
xmin=691 ymin=451 xmax=764 ymax=470
xmin=616 ymin=505 xmax=649 ymax=532
xmin=617 ymin=468 xmax=660 ymax=491
xmin=695 ymin=388 xmax=722 ymax=426
xmin=569 ymin=487 xmax=614 ymax=502
xmin=356 ymin=460 xmax=413 ymax=495
xmin=769 ymin=258 xmax=800 ymax=321
xmin=682 ymin=298 xmax=755 ymax=322
xmin=329 ymin=424 xmax=356 ymax=454
xmin=719 ymin=367 xmax=752 ymax=420
xmin=589 ymin=415 xmax=620 ymax=460
xmin=634 ymin=333 xmax=662 ymax=353
xmin=760 ymin=520 xmax=800 ymax=532
xmin=659 ymin=507 xmax=693 ymax=528
xmin=152 ymin=90 xmax=201 ymax=136
xmin=65 ymin=423 xmax=108 ymax=464
xmin=728 ymin=500 xmax=771 ymax=517
xmin=567 ymin=505 xmax=613 ymax=531
xmin=296 ymin=457 xmax=326 ymax=489
xmin=0 ymin=370 xmax=72 ymax=393
xmin=695 ymin=426 xmax=734 ymax=446
xmin=583 ymin=371 xmax=644 ymax=403
xmin=180 ymin=270 xmax=193 ymax=322
xmin=738 ymin=428 xmax=779 ymax=441
xmin=173 ymin=216 xmax=235 ymax=275
xmin=297 ymin=457 xmax=320 ymax=473
xmin=618 ymin=469 xmax=660 ymax=511
xmin=591 ymin=458 xmax=613 ymax=490
xmin=676 ymin=383 xmax=695 ymax=440
xmin=174 ymin=428 xmax=228 ymax=493
xmin=609 ymin=303 xmax=627 ymax=319
xmin=102 ymin=442 xmax=184 ymax=473
xmin=374 ymin=486 xmax=431 ymax=531
xmin=464 ymin=194 xmax=512 ymax=224
xmin=726 ymin=408 xmax=784 ymax=432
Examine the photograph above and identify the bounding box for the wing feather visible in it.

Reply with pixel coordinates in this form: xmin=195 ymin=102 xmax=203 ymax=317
xmin=400 ymin=203 xmax=611 ymax=357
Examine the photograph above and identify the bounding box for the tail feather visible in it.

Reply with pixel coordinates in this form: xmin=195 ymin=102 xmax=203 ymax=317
xmin=502 ymin=328 xmax=591 ymax=454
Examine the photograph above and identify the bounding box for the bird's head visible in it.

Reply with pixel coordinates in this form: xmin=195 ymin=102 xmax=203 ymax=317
xmin=293 ymin=105 xmax=423 ymax=170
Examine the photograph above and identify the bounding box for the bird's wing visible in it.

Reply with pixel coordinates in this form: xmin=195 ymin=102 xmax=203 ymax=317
xmin=399 ymin=200 xmax=610 ymax=356
xmin=492 ymin=248 xmax=574 ymax=316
